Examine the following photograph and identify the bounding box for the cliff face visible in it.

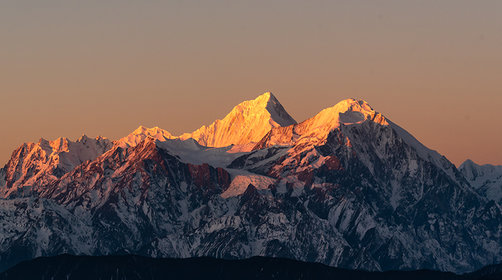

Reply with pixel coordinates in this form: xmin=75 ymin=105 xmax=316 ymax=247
xmin=0 ymin=135 xmax=112 ymax=198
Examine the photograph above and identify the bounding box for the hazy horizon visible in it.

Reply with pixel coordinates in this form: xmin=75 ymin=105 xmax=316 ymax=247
xmin=1 ymin=0 xmax=501 ymax=166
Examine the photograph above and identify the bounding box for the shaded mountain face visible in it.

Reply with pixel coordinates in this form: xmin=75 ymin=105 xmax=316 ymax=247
xmin=459 ymin=160 xmax=502 ymax=203
xmin=0 ymin=93 xmax=501 ymax=273
xmin=2 ymin=254 xmax=487 ymax=280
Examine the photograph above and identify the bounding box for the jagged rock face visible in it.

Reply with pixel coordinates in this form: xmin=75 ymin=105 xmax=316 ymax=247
xmin=459 ymin=159 xmax=502 ymax=203
xmin=0 ymin=94 xmax=501 ymax=273
xmin=0 ymin=140 xmax=234 ymax=270
xmin=0 ymin=136 xmax=112 ymax=198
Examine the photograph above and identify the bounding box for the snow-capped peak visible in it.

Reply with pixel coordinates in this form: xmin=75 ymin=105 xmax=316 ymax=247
xmin=459 ymin=159 xmax=502 ymax=184
xmin=302 ymin=98 xmax=387 ymax=129
xmin=230 ymin=92 xmax=297 ymax=127
xmin=459 ymin=159 xmax=502 ymax=203
xmin=116 ymin=126 xmax=175 ymax=148
xmin=288 ymin=98 xmax=388 ymax=144
xmin=459 ymin=159 xmax=479 ymax=180
xmin=255 ymin=92 xmax=297 ymax=127
xmin=37 ymin=137 xmax=70 ymax=154
xmin=180 ymin=92 xmax=297 ymax=147
xmin=253 ymin=98 xmax=390 ymax=150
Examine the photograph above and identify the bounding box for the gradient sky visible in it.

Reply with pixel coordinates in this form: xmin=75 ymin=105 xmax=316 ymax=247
xmin=1 ymin=0 xmax=501 ymax=166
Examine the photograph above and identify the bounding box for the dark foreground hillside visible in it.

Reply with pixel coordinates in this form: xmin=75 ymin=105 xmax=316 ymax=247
xmin=2 ymin=254 xmax=500 ymax=280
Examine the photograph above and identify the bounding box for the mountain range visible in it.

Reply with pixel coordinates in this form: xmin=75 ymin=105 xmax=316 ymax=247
xmin=0 ymin=92 xmax=501 ymax=273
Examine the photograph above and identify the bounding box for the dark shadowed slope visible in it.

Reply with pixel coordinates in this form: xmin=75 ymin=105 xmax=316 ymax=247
xmin=0 ymin=255 xmax=464 ymax=280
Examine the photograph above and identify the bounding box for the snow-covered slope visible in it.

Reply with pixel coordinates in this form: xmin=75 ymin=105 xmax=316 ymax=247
xmin=116 ymin=126 xmax=175 ymax=148
xmin=180 ymin=92 xmax=297 ymax=147
xmin=156 ymin=138 xmax=246 ymax=168
xmin=459 ymin=159 xmax=502 ymax=203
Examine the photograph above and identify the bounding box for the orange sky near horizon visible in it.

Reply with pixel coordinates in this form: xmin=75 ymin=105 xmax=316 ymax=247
xmin=1 ymin=0 xmax=501 ymax=166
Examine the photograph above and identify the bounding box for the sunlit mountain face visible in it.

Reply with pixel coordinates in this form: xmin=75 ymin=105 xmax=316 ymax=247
xmin=179 ymin=92 xmax=297 ymax=148
xmin=0 ymin=92 xmax=501 ymax=273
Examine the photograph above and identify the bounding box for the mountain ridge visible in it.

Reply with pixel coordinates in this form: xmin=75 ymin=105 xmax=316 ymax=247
xmin=0 ymin=135 xmax=112 ymax=197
